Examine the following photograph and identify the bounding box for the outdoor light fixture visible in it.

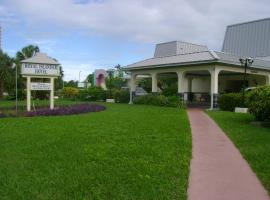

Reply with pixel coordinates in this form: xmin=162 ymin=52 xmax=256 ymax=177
xmin=239 ymin=57 xmax=254 ymax=107
xmin=11 ymin=63 xmax=18 ymax=115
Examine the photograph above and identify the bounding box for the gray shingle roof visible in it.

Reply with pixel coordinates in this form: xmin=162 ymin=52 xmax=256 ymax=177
xmin=154 ymin=41 xmax=208 ymax=58
xmin=222 ymin=18 xmax=270 ymax=57
xmin=125 ymin=49 xmax=270 ymax=71
xmin=126 ymin=51 xmax=216 ymax=69
xmin=21 ymin=53 xmax=60 ymax=65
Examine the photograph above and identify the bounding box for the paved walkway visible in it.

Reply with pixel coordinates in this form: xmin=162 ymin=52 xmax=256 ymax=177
xmin=187 ymin=108 xmax=269 ymax=200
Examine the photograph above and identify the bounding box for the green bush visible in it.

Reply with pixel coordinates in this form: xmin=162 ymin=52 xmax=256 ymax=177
xmin=133 ymin=94 xmax=181 ymax=107
xmin=113 ymin=89 xmax=130 ymax=103
xmin=246 ymin=86 xmax=270 ymax=121
xmin=79 ymin=86 xmax=106 ymax=101
xmin=62 ymin=87 xmax=79 ymax=100
xmin=162 ymin=85 xmax=177 ymax=96
xmin=218 ymin=93 xmax=242 ymax=111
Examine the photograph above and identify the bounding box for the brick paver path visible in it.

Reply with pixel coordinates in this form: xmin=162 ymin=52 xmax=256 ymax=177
xmin=187 ymin=108 xmax=269 ymax=200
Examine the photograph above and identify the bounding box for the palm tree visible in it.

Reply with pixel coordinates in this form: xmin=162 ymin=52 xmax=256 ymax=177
xmin=0 ymin=50 xmax=13 ymax=99
xmin=16 ymin=45 xmax=40 ymax=61
xmin=14 ymin=45 xmax=40 ymax=99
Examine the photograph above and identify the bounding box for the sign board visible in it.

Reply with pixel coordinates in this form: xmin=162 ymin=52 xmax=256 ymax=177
xmin=30 ymin=82 xmax=51 ymax=91
xmin=78 ymin=82 xmax=85 ymax=88
xmin=21 ymin=63 xmax=59 ymax=76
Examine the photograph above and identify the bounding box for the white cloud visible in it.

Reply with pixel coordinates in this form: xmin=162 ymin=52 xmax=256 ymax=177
xmin=1 ymin=0 xmax=270 ymax=80
xmin=61 ymin=61 xmax=104 ymax=81
xmin=3 ymin=0 xmax=270 ymax=50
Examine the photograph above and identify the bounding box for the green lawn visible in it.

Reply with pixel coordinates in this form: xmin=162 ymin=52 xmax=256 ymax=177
xmin=208 ymin=111 xmax=270 ymax=193
xmin=0 ymin=103 xmax=191 ymax=200
xmin=0 ymin=99 xmax=81 ymax=108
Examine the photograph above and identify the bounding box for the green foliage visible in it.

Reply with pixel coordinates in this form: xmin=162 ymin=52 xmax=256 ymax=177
xmin=246 ymin=86 xmax=270 ymax=121
xmin=133 ymin=94 xmax=181 ymax=107
xmin=79 ymin=86 xmax=106 ymax=101
xmin=64 ymin=80 xmax=78 ymax=88
xmin=138 ymin=78 xmax=152 ymax=93
xmin=62 ymin=87 xmax=79 ymax=100
xmin=113 ymin=89 xmax=130 ymax=103
xmin=0 ymin=50 xmax=14 ymax=99
xmin=105 ymin=77 xmax=127 ymax=90
xmin=15 ymin=45 xmax=39 ymax=61
xmin=162 ymin=85 xmax=178 ymax=96
xmin=218 ymin=93 xmax=242 ymax=111
xmin=85 ymin=73 xmax=94 ymax=85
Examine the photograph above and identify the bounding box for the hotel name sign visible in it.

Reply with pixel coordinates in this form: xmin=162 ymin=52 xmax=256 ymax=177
xmin=30 ymin=83 xmax=51 ymax=91
xmin=21 ymin=63 xmax=59 ymax=76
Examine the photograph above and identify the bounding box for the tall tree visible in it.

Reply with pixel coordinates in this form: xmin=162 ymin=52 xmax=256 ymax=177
xmin=0 ymin=50 xmax=13 ymax=99
xmin=16 ymin=45 xmax=40 ymax=61
xmin=14 ymin=45 xmax=40 ymax=99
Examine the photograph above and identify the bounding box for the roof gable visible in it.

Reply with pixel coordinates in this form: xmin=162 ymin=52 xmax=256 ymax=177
xmin=154 ymin=41 xmax=208 ymax=58
xmin=21 ymin=53 xmax=60 ymax=65
xmin=222 ymin=18 xmax=270 ymax=57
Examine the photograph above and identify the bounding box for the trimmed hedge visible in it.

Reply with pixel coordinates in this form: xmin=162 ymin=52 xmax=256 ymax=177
xmin=79 ymin=86 xmax=106 ymax=101
xmin=62 ymin=87 xmax=79 ymax=100
xmin=218 ymin=93 xmax=242 ymax=111
xmin=246 ymin=86 xmax=270 ymax=121
xmin=133 ymin=94 xmax=182 ymax=107
xmin=113 ymin=89 xmax=130 ymax=103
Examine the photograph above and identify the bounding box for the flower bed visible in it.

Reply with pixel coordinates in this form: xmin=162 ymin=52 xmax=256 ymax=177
xmin=26 ymin=103 xmax=106 ymax=117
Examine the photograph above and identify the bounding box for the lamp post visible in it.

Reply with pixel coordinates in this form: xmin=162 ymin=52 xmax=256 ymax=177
xmin=12 ymin=63 xmax=18 ymax=115
xmin=79 ymin=71 xmax=81 ymax=83
xmin=239 ymin=57 xmax=253 ymax=107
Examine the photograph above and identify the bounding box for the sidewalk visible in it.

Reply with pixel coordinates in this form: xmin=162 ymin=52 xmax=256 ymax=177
xmin=187 ymin=108 xmax=269 ymax=200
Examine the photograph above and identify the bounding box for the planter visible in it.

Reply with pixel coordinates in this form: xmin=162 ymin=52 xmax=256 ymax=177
xmin=106 ymin=99 xmax=115 ymax=103
xmin=235 ymin=107 xmax=248 ymax=113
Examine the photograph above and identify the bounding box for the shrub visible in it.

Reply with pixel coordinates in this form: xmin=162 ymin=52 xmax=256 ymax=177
xmin=162 ymin=85 xmax=178 ymax=96
xmin=246 ymin=86 xmax=270 ymax=121
xmin=88 ymin=87 xmax=106 ymax=101
xmin=218 ymin=93 xmax=242 ymax=111
xmin=113 ymin=89 xmax=130 ymax=103
xmin=79 ymin=87 xmax=106 ymax=101
xmin=133 ymin=94 xmax=181 ymax=107
xmin=62 ymin=87 xmax=79 ymax=100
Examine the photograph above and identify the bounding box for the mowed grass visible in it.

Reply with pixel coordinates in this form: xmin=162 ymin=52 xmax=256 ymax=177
xmin=208 ymin=111 xmax=270 ymax=193
xmin=0 ymin=99 xmax=81 ymax=109
xmin=0 ymin=103 xmax=191 ymax=200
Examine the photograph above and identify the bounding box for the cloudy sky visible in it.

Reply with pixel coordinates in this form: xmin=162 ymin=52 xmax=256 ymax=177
xmin=0 ymin=0 xmax=269 ymax=80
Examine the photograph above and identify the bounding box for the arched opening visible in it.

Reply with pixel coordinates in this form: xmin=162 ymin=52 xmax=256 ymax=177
xmin=157 ymin=72 xmax=178 ymax=96
xmin=184 ymin=70 xmax=211 ymax=107
xmin=218 ymin=71 xmax=268 ymax=94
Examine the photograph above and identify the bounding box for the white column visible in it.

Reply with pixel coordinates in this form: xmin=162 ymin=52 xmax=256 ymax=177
xmin=177 ymin=71 xmax=185 ymax=104
xmin=26 ymin=76 xmax=31 ymax=111
xmin=177 ymin=71 xmax=184 ymax=93
xmin=266 ymin=75 xmax=270 ymax=85
xmin=210 ymin=67 xmax=220 ymax=109
xmin=50 ymin=78 xmax=54 ymax=110
xmin=151 ymin=72 xmax=158 ymax=93
xmin=129 ymin=73 xmax=136 ymax=104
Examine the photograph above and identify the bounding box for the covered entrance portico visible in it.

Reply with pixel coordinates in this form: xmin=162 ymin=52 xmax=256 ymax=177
xmin=128 ymin=64 xmax=270 ymax=109
xmin=125 ymin=42 xmax=270 ymax=109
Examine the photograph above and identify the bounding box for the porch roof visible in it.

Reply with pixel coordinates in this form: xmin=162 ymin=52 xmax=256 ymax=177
xmin=125 ymin=50 xmax=270 ymax=71
xmin=21 ymin=52 xmax=60 ymax=65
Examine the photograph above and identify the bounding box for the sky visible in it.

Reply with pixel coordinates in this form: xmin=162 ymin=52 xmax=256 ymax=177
xmin=0 ymin=0 xmax=269 ymax=81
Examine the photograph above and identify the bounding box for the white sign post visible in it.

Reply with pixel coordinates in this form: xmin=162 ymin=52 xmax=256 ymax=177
xmin=21 ymin=53 xmax=60 ymax=111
